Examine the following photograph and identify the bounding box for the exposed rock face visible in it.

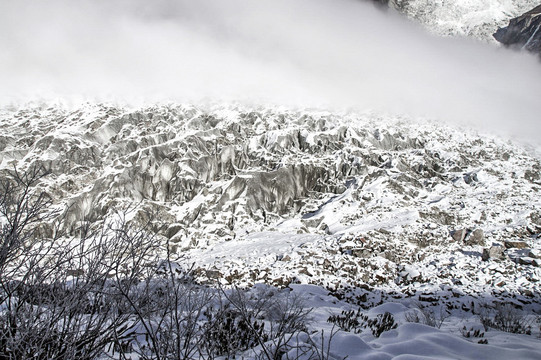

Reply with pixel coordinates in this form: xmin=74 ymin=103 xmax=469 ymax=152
xmin=370 ymin=0 xmax=401 ymax=9
xmin=452 ymin=229 xmax=468 ymax=242
xmin=494 ymin=5 xmax=541 ymax=54
xmin=376 ymin=0 xmax=540 ymax=43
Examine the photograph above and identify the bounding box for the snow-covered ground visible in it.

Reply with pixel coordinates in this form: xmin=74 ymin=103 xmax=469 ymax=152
xmin=2 ymin=1 xmax=541 ymax=358
xmin=1 ymin=102 xmax=540 ymax=358
xmin=285 ymin=284 xmax=541 ymax=360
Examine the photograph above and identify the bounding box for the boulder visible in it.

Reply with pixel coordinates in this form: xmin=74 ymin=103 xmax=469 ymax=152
xmin=451 ymin=229 xmax=468 ymax=242
xmin=518 ymin=257 xmax=540 ymax=267
xmin=451 ymin=228 xmax=484 ymax=246
xmin=465 ymin=229 xmax=485 ymax=246
xmin=494 ymin=5 xmax=541 ymax=54
xmin=525 ymin=168 xmax=541 ymax=184
xmin=504 ymin=240 xmax=529 ymax=249
xmin=482 ymin=245 xmax=505 ymax=261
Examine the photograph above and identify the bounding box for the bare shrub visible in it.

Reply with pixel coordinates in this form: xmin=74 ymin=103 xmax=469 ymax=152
xmin=327 ymin=308 xmax=397 ymax=337
xmin=370 ymin=312 xmax=398 ymax=337
xmin=404 ymin=309 xmax=422 ymax=324
xmin=220 ymin=286 xmax=313 ymax=359
xmin=405 ymin=302 xmax=450 ymax=329
xmin=0 ymin=167 xmax=338 ymax=360
xmin=327 ymin=308 xmax=363 ymax=334
xmin=461 ymin=325 xmax=485 ymax=339
xmin=477 ymin=303 xmax=532 ymax=334
xmin=286 ymin=327 xmax=345 ymax=360
xmin=202 ymin=302 xmax=268 ymax=357
xmin=460 ymin=324 xmax=488 ymax=344
xmin=0 ymin=166 xmax=163 ymax=359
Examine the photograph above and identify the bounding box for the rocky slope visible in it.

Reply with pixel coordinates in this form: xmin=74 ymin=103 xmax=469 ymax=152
xmin=1 ymin=103 xmax=540 ymax=310
xmin=494 ymin=4 xmax=541 ymax=54
xmin=381 ymin=0 xmax=540 ymax=43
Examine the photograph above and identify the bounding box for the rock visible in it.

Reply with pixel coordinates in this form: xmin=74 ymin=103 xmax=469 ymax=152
xmin=452 ymin=229 xmax=468 ymax=242
xmin=298 ymin=267 xmax=313 ymax=277
xmin=451 ymin=228 xmax=484 ymax=245
xmin=371 ymin=0 xmax=403 ymax=11
xmin=301 ymin=216 xmax=323 ymax=228
xmin=530 ymin=211 xmax=541 ymax=226
xmin=518 ymin=257 xmax=539 ymax=267
xmin=420 ymin=208 xmax=456 ymax=226
xmin=482 ymin=245 xmax=505 ymax=261
xmin=319 ymin=222 xmax=331 ymax=235
xmin=504 ymin=240 xmax=529 ymax=249
xmin=524 ymin=169 xmax=541 ymax=184
xmin=66 ymin=269 xmax=85 ymax=277
xmin=322 ymin=258 xmax=333 ymax=270
xmin=206 ymin=269 xmax=222 ymax=280
xmin=463 ymin=172 xmax=478 ymax=185
xmin=494 ymin=5 xmax=541 ymax=54
xmin=465 ymin=229 xmax=485 ymax=246
xmin=166 ymin=223 xmax=184 ymax=239
xmin=526 ymin=225 xmax=539 ymax=235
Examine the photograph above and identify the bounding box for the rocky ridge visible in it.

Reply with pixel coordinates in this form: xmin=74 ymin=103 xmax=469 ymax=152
xmin=494 ymin=4 xmax=541 ymax=54
xmin=379 ymin=0 xmax=540 ymax=43
xmin=1 ymin=103 xmax=540 ymax=310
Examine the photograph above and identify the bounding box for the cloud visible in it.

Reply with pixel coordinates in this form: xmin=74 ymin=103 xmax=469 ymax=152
xmin=1 ymin=0 xmax=540 ymax=144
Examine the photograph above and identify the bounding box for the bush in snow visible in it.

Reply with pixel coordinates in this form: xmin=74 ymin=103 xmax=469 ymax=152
xmin=404 ymin=302 xmax=450 ymax=329
xmin=327 ymin=308 xmax=397 ymax=337
xmin=327 ymin=308 xmax=365 ymax=334
xmin=202 ymin=304 xmax=268 ymax=357
xmin=477 ymin=303 xmax=533 ymax=335
xmin=0 ymin=166 xmax=329 ymax=359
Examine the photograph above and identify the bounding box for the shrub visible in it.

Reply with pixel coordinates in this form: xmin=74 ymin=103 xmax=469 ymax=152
xmin=0 ymin=166 xmax=334 ymax=360
xmin=369 ymin=312 xmax=398 ymax=337
xmin=202 ymin=304 xmax=268 ymax=357
xmin=478 ymin=303 xmax=532 ymax=335
xmin=461 ymin=325 xmax=485 ymax=339
xmin=405 ymin=302 xmax=450 ymax=329
xmin=327 ymin=308 xmax=364 ymax=334
xmin=327 ymin=308 xmax=397 ymax=337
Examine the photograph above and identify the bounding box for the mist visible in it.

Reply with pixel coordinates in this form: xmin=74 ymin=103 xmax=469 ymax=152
xmin=1 ymin=0 xmax=540 ymax=144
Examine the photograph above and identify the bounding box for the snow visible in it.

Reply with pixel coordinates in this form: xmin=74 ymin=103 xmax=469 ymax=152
xmin=191 ymin=232 xmax=321 ymax=266
xmin=270 ymin=286 xmax=541 ymax=360
xmin=1 ymin=1 xmax=541 ymax=358
xmin=397 ymin=0 xmax=540 ymax=43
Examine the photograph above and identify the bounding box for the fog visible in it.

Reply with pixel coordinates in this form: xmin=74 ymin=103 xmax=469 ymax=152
xmin=1 ymin=0 xmax=540 ymax=144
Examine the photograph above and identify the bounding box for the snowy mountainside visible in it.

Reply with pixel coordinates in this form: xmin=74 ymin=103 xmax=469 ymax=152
xmin=2 ymin=102 xmax=541 ymax=358
xmin=1 ymin=103 xmax=540 ymax=306
xmin=389 ymin=0 xmax=540 ymax=42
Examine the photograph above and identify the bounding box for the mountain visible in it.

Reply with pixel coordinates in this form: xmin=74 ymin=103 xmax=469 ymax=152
xmin=2 ymin=102 xmax=540 ymax=297
xmin=494 ymin=5 xmax=541 ymax=54
xmin=2 ymin=0 xmax=541 ymax=358
xmin=379 ymin=0 xmax=540 ymax=43
xmin=2 ymin=102 xmax=540 ymax=358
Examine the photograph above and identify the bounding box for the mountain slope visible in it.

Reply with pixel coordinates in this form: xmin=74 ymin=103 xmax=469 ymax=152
xmin=1 ymin=103 xmax=540 ymax=307
xmin=387 ymin=0 xmax=540 ymax=42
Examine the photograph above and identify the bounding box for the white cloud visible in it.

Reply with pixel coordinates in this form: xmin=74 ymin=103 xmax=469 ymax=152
xmin=1 ymin=0 xmax=540 ymax=144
